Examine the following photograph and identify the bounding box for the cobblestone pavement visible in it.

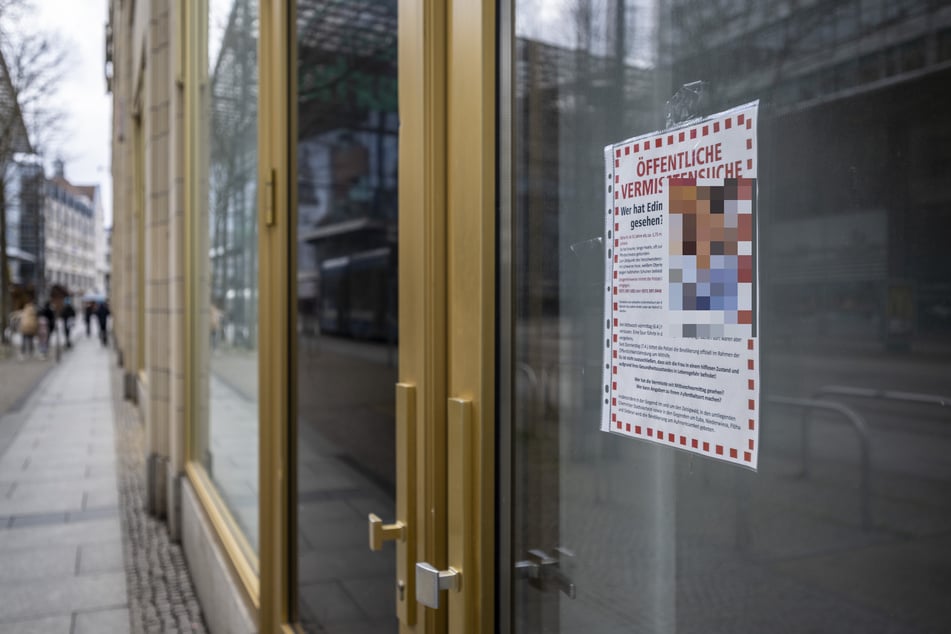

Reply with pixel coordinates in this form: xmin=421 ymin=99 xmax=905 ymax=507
xmin=111 ymin=366 xmax=209 ymax=633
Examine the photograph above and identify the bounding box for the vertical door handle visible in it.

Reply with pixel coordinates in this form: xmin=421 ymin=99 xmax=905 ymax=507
xmin=368 ymin=384 xmax=417 ymax=625
xmin=413 ymin=397 xmax=476 ymax=626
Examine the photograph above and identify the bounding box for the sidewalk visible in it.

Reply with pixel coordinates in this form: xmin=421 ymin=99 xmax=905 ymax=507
xmin=0 ymin=334 xmax=207 ymax=633
xmin=0 ymin=335 xmax=128 ymax=631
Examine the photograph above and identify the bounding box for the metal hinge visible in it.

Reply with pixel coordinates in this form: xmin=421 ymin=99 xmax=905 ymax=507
xmin=265 ymin=168 xmax=275 ymax=227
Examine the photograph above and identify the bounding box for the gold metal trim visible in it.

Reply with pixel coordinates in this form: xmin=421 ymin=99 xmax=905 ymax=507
xmin=445 ymin=1 xmax=497 ymax=631
xmin=185 ymin=462 xmax=261 ymax=609
xmin=396 ymin=382 xmax=417 ymax=626
xmin=258 ymin=1 xmax=292 ymax=631
xmin=399 ymin=2 xmax=448 ymax=631
xmin=447 ymin=397 xmax=474 ymax=629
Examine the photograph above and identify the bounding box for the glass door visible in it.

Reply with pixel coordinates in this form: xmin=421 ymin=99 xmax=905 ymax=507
xmin=502 ymin=1 xmax=951 ymax=633
xmin=292 ymin=1 xmax=402 ymax=631
xmin=290 ymin=1 xmax=496 ymax=633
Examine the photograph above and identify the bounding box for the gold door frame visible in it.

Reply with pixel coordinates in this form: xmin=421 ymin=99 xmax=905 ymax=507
xmin=181 ymin=0 xmax=293 ymax=630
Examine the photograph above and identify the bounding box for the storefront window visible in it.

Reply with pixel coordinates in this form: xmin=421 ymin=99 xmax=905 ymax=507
xmin=505 ymin=1 xmax=951 ymax=631
xmin=195 ymin=0 xmax=260 ymax=554
xmin=294 ymin=1 xmax=399 ymax=630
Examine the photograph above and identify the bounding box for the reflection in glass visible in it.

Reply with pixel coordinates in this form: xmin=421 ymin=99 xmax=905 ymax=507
xmin=295 ymin=1 xmax=398 ymax=630
xmin=196 ymin=0 xmax=260 ymax=554
xmin=508 ymin=1 xmax=951 ymax=632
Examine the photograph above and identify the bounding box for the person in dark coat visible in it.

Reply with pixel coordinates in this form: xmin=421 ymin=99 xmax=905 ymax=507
xmin=84 ymin=302 xmax=93 ymax=337
xmin=62 ymin=298 xmax=76 ymax=349
xmin=96 ymin=301 xmax=110 ymax=347
xmin=38 ymin=301 xmax=55 ymax=357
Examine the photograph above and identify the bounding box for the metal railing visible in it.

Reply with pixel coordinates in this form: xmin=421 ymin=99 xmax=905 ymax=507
xmin=813 ymin=385 xmax=950 ymax=410
xmin=769 ymin=395 xmax=873 ymax=530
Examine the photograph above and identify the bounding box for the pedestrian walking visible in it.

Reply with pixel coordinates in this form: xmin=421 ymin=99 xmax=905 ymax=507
xmin=38 ymin=301 xmax=56 ymax=359
xmin=97 ymin=301 xmax=111 ymax=347
xmin=62 ymin=298 xmax=76 ymax=349
xmin=84 ymin=302 xmax=93 ymax=337
xmin=18 ymin=300 xmax=37 ymax=360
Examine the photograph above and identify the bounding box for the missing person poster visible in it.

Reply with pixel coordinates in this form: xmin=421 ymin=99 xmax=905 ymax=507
xmin=601 ymin=101 xmax=760 ymax=469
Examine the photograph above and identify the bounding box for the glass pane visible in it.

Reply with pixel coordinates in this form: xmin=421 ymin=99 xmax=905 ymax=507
xmin=507 ymin=1 xmax=951 ymax=632
xmin=195 ymin=0 xmax=260 ymax=554
xmin=294 ymin=0 xmax=399 ymax=630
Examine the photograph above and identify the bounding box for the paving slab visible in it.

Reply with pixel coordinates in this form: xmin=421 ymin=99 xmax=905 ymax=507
xmin=0 ymin=572 xmax=126 ymax=622
xmin=78 ymin=540 xmax=124 ymax=575
xmin=0 ymin=614 xmax=71 ymax=633
xmin=73 ymin=606 xmax=131 ymax=634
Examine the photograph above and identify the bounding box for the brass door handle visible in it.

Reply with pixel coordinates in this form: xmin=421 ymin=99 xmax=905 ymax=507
xmin=368 ymin=513 xmax=405 ymax=551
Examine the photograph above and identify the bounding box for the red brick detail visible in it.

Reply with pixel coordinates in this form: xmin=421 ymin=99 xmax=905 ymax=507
xmin=747 ymin=158 xmax=753 ymax=170
xmin=612 ymin=413 xmax=617 ymax=421
xmin=613 ymin=301 xmax=618 ymax=310
xmin=612 ymin=366 xmax=618 ymax=374
xmin=635 ymin=425 xmax=642 ymax=434
xmin=747 ymin=339 xmax=754 ymax=350
xmin=748 ymin=379 xmax=755 ymax=390
xmin=614 ymin=222 xmax=619 ymax=231
xmin=614 ymin=271 xmax=618 ymax=279
xmin=747 ymin=359 xmax=754 ymax=370
xmin=748 ymin=439 xmax=754 ymax=450
xmin=690 ymin=128 xmax=697 ymax=139
xmin=702 ymin=125 xmax=709 ymax=136
xmin=678 ymin=131 xmax=685 ymax=142
xmin=613 ymin=287 xmax=618 ymax=295
xmin=713 ymin=121 xmax=720 ymax=133
xmin=615 ymin=238 xmax=619 ymax=247
xmin=748 ymin=399 xmax=755 ymax=410
xmin=626 ymin=423 xmax=631 ymax=432
xmin=625 ymin=146 xmax=630 ymax=155
xmin=612 ymin=381 xmax=617 ymax=389
xmin=726 ymin=118 xmax=733 ymax=129
xmin=744 ymin=451 xmax=752 ymax=462
xmin=738 ymin=114 xmax=745 ymax=125
xmin=633 ymin=143 xmax=639 ymax=152
xmin=691 ymin=439 xmax=699 ymax=448
xmin=612 ymin=397 xmax=617 ymax=406
xmin=746 ymin=139 xmax=752 ymax=150
xmin=614 ymin=318 xmax=618 ymax=326
xmin=614 ymin=254 xmax=618 ymax=263
xmin=612 ymin=350 xmax=617 ymax=359
xmin=616 ymin=148 xmax=621 ymax=157
xmin=748 ymin=418 xmax=755 ymax=430
xmin=647 ymin=428 xmax=653 ymax=437
xmin=617 ymin=420 xmax=622 ymax=429
xmin=680 ymin=435 xmax=687 ymax=445
xmin=729 ymin=448 xmax=738 ymax=459
xmin=615 ymin=160 xmax=619 ymax=168
xmin=703 ymin=441 xmax=710 ymax=452
xmin=746 ymin=118 xmax=752 ymax=129
xmin=668 ymin=432 xmax=676 ymax=442
xmin=716 ymin=445 xmax=724 ymax=455
xmin=667 ymin=135 xmax=674 ymax=145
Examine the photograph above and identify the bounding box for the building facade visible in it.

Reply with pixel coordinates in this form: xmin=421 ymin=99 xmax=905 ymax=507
xmin=3 ymin=154 xmax=44 ymax=292
xmin=43 ymin=164 xmax=99 ymax=295
xmin=108 ymin=1 xmax=951 ymax=633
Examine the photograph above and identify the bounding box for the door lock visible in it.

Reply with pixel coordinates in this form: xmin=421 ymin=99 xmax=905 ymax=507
xmin=415 ymin=562 xmax=461 ymax=609
xmin=515 ymin=548 xmax=576 ymax=599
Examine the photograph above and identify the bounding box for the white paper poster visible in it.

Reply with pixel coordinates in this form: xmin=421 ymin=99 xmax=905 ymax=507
xmin=602 ymin=101 xmax=760 ymax=469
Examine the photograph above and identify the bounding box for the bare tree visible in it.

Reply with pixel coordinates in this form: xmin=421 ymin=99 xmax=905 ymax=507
xmin=0 ymin=0 xmax=66 ymax=343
